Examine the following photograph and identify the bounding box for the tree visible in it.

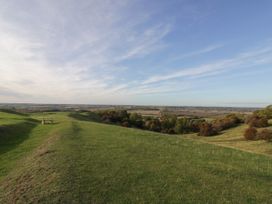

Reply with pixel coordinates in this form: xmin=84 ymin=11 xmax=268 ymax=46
xmin=212 ymin=114 xmax=242 ymax=132
xmin=246 ymin=115 xmax=269 ymax=128
xmin=244 ymin=127 xmax=257 ymax=140
xmin=160 ymin=114 xmax=177 ymax=133
xmin=198 ymin=122 xmax=217 ymax=136
xmin=254 ymin=105 xmax=272 ymax=119
xmin=129 ymin=113 xmax=143 ymax=128
xmin=175 ymin=118 xmax=189 ymax=134
xmin=144 ymin=118 xmax=161 ymax=132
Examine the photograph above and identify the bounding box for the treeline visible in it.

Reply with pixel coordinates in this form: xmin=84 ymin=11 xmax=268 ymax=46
xmin=76 ymin=110 xmax=242 ymax=136
xmin=70 ymin=106 xmax=272 ymax=141
xmin=244 ymin=105 xmax=272 ymax=142
xmin=95 ymin=109 xmax=204 ymax=134
xmin=198 ymin=114 xmax=243 ymax=136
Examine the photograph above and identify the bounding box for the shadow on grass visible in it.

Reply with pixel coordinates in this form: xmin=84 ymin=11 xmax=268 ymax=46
xmin=0 ymin=121 xmax=38 ymax=155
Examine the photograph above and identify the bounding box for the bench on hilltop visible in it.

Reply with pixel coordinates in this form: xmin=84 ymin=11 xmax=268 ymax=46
xmin=41 ymin=118 xmax=54 ymax=125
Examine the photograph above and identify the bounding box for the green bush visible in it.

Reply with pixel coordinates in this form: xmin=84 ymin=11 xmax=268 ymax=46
xmin=160 ymin=114 xmax=177 ymax=133
xmin=98 ymin=110 xmax=129 ymax=124
xmin=254 ymin=105 xmax=272 ymax=119
xmin=174 ymin=118 xmax=190 ymax=134
xmin=144 ymin=118 xmax=161 ymax=132
xmin=92 ymin=110 xmax=213 ymax=136
xmin=129 ymin=113 xmax=143 ymax=128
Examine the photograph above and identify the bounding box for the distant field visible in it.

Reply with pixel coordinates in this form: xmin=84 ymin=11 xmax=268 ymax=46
xmin=0 ymin=103 xmax=258 ymax=118
xmin=128 ymin=108 xmax=254 ymax=118
xmin=0 ymin=111 xmax=271 ymax=203
xmin=128 ymin=109 xmax=160 ymax=117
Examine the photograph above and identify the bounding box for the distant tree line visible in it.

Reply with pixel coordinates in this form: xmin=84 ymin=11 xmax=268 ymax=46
xmin=76 ymin=110 xmax=243 ymax=136
xmin=95 ymin=109 xmax=204 ymax=134
xmin=198 ymin=114 xmax=243 ymax=136
xmin=70 ymin=105 xmax=272 ymax=142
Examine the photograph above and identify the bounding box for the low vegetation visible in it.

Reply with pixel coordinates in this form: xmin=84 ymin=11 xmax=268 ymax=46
xmin=245 ymin=115 xmax=269 ymax=128
xmin=244 ymin=127 xmax=258 ymax=140
xmin=198 ymin=122 xmax=217 ymax=136
xmin=70 ymin=110 xmax=244 ymax=137
xmin=258 ymin=129 xmax=272 ymax=141
xmin=243 ymin=105 xmax=272 ymax=142
xmin=0 ymin=111 xmax=272 ymax=203
xmin=254 ymin=105 xmax=272 ymax=119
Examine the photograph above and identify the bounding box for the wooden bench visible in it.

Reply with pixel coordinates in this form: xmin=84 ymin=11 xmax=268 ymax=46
xmin=41 ymin=118 xmax=54 ymax=125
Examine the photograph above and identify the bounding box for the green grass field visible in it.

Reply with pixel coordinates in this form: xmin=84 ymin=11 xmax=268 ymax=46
xmin=0 ymin=111 xmax=271 ymax=203
xmin=183 ymin=125 xmax=272 ymax=155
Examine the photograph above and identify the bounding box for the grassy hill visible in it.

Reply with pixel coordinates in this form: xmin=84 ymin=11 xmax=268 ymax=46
xmin=184 ymin=124 xmax=272 ymax=155
xmin=0 ymin=111 xmax=271 ymax=203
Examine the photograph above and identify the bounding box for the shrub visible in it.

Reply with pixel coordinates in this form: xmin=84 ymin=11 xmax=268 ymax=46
xmin=160 ymin=114 xmax=177 ymax=133
xmin=129 ymin=113 xmax=143 ymax=128
xmin=98 ymin=110 xmax=129 ymax=124
xmin=144 ymin=118 xmax=161 ymax=132
xmin=226 ymin=114 xmax=242 ymax=123
xmin=190 ymin=119 xmax=205 ymax=132
xmin=121 ymin=121 xmax=130 ymax=127
xmin=174 ymin=118 xmax=204 ymax=134
xmin=198 ymin=122 xmax=217 ymax=136
xmin=87 ymin=112 xmax=101 ymax=122
xmin=257 ymin=129 xmax=272 ymax=141
xmin=246 ymin=115 xmax=269 ymax=128
xmin=244 ymin=127 xmax=258 ymax=140
xmin=212 ymin=114 xmax=241 ymax=132
xmin=174 ymin=118 xmax=190 ymax=134
xmin=254 ymin=105 xmax=272 ymax=119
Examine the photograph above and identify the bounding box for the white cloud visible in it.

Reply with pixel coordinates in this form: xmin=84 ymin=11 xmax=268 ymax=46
xmin=168 ymin=44 xmax=224 ymax=62
xmin=143 ymin=45 xmax=272 ymax=84
xmin=0 ymin=0 xmax=171 ymax=103
xmin=1 ymin=0 xmax=271 ymax=105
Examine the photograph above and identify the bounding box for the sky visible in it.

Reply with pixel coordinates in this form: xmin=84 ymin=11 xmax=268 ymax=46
xmin=0 ymin=0 xmax=272 ymax=107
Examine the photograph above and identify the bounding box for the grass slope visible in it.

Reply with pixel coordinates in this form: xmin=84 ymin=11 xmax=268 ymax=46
xmin=0 ymin=112 xmax=58 ymax=179
xmin=184 ymin=125 xmax=272 ymax=155
xmin=0 ymin=112 xmax=271 ymax=203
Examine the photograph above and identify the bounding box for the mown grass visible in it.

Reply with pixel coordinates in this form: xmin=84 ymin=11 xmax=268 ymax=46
xmin=0 ymin=112 xmax=57 ymax=179
xmin=0 ymin=111 xmax=271 ymax=203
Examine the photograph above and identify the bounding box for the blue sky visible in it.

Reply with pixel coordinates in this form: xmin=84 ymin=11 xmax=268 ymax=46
xmin=0 ymin=0 xmax=272 ymax=107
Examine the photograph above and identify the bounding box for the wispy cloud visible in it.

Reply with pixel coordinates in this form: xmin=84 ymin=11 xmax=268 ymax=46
xmin=169 ymin=44 xmax=224 ymax=61
xmin=143 ymin=45 xmax=272 ymax=84
xmin=1 ymin=0 xmax=271 ymax=106
xmin=0 ymin=0 xmax=171 ymax=103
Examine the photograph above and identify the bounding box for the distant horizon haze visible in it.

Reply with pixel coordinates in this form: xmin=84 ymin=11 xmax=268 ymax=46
xmin=0 ymin=102 xmax=268 ymax=109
